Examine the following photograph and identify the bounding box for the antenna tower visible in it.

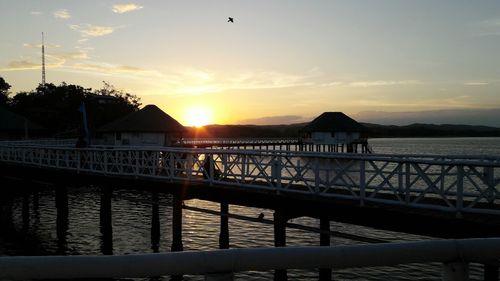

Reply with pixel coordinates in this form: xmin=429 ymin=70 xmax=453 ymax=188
xmin=41 ymin=32 xmax=46 ymax=86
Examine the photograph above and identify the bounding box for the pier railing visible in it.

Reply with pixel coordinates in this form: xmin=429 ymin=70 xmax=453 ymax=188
xmin=0 ymin=238 xmax=499 ymax=280
xmin=0 ymin=144 xmax=499 ymax=216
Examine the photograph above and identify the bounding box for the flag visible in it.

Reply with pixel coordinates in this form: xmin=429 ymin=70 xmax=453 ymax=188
xmin=78 ymin=102 xmax=90 ymax=145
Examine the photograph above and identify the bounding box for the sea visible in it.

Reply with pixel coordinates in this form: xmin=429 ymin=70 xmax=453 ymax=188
xmin=1 ymin=137 xmax=499 ymax=280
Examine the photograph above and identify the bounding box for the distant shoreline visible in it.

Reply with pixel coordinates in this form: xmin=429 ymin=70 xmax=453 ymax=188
xmin=185 ymin=123 xmax=500 ymax=139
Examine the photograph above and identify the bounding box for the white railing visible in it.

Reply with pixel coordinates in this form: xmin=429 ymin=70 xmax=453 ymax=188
xmin=0 ymin=144 xmax=499 ymax=215
xmin=0 ymin=238 xmax=499 ymax=280
xmin=0 ymin=138 xmax=76 ymax=147
xmin=181 ymin=137 xmax=299 ymax=146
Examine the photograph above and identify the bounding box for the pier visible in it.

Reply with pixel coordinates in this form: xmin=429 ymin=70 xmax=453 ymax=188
xmin=1 ymin=140 xmax=500 ymax=280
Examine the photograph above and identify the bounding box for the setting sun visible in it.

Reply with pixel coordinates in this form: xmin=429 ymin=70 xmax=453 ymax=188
xmin=183 ymin=106 xmax=214 ymax=127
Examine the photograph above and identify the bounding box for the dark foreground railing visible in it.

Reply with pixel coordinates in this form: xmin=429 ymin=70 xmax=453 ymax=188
xmin=0 ymin=239 xmax=499 ymax=280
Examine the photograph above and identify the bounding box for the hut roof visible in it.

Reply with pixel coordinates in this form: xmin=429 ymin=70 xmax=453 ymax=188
xmin=99 ymin=104 xmax=185 ymax=133
xmin=0 ymin=106 xmax=45 ymax=132
xmin=302 ymin=112 xmax=366 ymax=132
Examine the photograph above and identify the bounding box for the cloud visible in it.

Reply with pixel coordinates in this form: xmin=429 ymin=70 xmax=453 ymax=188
xmin=112 ymin=3 xmax=143 ymax=14
xmin=54 ymin=9 xmax=71 ymax=19
xmin=49 ymin=51 xmax=89 ymax=61
xmin=239 ymin=115 xmax=309 ymax=125
xmin=473 ymin=18 xmax=500 ymax=36
xmin=30 ymin=11 xmax=42 ymax=15
xmin=169 ymin=68 xmax=315 ymax=95
xmin=321 ymin=81 xmax=344 ymax=87
xmin=2 ymin=60 xmax=40 ymax=71
xmin=348 ymin=80 xmax=419 ymax=87
xmin=71 ymin=63 xmax=156 ymax=75
xmin=23 ymin=43 xmax=61 ymax=49
xmin=70 ymin=24 xmax=114 ymax=37
xmin=464 ymin=82 xmax=489 ymax=86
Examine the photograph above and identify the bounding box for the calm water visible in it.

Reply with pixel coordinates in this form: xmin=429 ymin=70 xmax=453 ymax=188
xmin=1 ymin=137 xmax=499 ymax=280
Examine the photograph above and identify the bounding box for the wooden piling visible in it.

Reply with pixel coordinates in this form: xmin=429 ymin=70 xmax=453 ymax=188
xmin=219 ymin=202 xmax=229 ymax=249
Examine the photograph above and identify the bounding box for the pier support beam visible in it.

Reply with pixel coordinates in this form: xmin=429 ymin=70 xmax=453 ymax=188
xmin=274 ymin=210 xmax=287 ymax=281
xmin=219 ymin=201 xmax=229 ymax=249
xmin=319 ymin=218 xmax=332 ymax=281
xmin=100 ymin=187 xmax=113 ymax=255
xmin=171 ymin=193 xmax=183 ymax=252
xmin=151 ymin=191 xmax=160 ymax=253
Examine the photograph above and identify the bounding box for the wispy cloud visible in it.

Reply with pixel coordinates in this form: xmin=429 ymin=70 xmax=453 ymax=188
xmin=112 ymin=3 xmax=143 ymax=14
xmin=49 ymin=51 xmax=89 ymax=61
xmin=239 ymin=115 xmax=309 ymax=125
xmin=23 ymin=43 xmax=61 ymax=49
xmin=70 ymin=24 xmax=114 ymax=38
xmin=54 ymin=9 xmax=71 ymax=19
xmin=473 ymin=18 xmax=500 ymax=36
xmin=71 ymin=63 xmax=159 ymax=76
xmin=30 ymin=11 xmax=42 ymax=16
xmin=464 ymin=82 xmax=489 ymax=86
xmin=348 ymin=80 xmax=419 ymax=87
xmin=2 ymin=60 xmax=40 ymax=71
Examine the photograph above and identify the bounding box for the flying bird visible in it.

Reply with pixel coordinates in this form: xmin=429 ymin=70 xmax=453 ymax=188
xmin=227 ymin=17 xmax=234 ymax=23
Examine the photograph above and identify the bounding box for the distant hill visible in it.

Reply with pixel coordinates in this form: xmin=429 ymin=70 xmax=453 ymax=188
xmin=363 ymin=123 xmax=500 ymax=138
xmin=184 ymin=123 xmax=500 ymax=138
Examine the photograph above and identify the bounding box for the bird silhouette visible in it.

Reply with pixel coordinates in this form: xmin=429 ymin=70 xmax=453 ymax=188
xmin=258 ymin=213 xmax=264 ymax=221
xmin=228 ymin=17 xmax=234 ymax=23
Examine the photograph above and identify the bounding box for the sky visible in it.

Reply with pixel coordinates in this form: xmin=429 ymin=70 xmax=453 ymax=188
xmin=1 ymin=1 xmax=500 ymax=126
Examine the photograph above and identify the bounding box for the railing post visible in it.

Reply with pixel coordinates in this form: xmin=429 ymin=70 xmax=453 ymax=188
xmin=360 ymin=160 xmax=365 ymax=206
xmin=405 ymin=161 xmax=411 ymax=204
xmin=457 ymin=165 xmax=464 ymax=217
xmin=484 ymin=166 xmax=495 ymax=204
xmin=442 ymin=262 xmax=469 ymax=281
xmin=398 ymin=162 xmax=404 ymax=196
xmin=169 ymin=152 xmax=175 ymax=181
xmin=314 ymin=157 xmax=320 ymax=193
xmin=187 ymin=153 xmax=193 ymax=179
xmin=241 ymin=154 xmax=246 ymax=183
xmin=272 ymin=158 xmax=282 ymax=190
xmin=209 ymin=154 xmax=214 ymax=185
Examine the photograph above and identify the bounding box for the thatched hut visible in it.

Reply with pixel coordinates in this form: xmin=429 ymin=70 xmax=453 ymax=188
xmin=98 ymin=104 xmax=185 ymax=146
xmin=300 ymin=112 xmax=370 ymax=153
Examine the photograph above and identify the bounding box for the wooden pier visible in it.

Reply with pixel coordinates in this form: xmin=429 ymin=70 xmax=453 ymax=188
xmin=0 ymin=141 xmax=499 ymax=237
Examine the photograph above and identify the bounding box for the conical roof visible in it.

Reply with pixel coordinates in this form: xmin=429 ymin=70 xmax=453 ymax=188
xmin=99 ymin=104 xmax=185 ymax=133
xmin=302 ymin=112 xmax=366 ymax=132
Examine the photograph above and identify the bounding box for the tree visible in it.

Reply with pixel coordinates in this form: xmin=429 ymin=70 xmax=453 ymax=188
xmin=9 ymin=81 xmax=141 ymax=136
xmin=0 ymin=77 xmax=11 ymax=105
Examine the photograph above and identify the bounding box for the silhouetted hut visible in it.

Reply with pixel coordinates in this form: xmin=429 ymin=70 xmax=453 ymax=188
xmin=0 ymin=107 xmax=47 ymax=139
xmin=300 ymin=112 xmax=370 ymax=153
xmin=98 ymin=104 xmax=185 ymax=146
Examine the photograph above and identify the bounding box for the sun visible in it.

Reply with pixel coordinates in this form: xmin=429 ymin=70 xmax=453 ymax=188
xmin=184 ymin=106 xmax=214 ymax=127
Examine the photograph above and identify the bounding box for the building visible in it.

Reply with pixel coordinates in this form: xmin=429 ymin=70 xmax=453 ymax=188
xmin=98 ymin=104 xmax=185 ymax=146
xmin=0 ymin=106 xmax=47 ymax=140
xmin=300 ymin=112 xmax=370 ymax=153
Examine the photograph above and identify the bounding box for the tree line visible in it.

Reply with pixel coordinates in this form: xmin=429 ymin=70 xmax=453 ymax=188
xmin=0 ymin=77 xmax=141 ymax=136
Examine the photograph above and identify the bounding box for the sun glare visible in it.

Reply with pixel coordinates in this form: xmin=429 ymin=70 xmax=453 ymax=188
xmin=184 ymin=106 xmax=213 ymax=127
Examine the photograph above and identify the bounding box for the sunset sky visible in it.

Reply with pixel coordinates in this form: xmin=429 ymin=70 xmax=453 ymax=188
xmin=1 ymin=1 xmax=500 ymax=126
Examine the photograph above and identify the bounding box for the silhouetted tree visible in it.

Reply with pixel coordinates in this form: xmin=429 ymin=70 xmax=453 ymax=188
xmin=0 ymin=77 xmax=11 ymax=105
xmin=8 ymin=81 xmax=141 ymax=136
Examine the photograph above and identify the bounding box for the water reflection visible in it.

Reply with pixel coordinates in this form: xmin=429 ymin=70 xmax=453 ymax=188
xmin=55 ymin=186 xmax=69 ymax=255
xmin=151 ymin=191 xmax=160 ymax=253
xmin=100 ymin=187 xmax=113 ymax=255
